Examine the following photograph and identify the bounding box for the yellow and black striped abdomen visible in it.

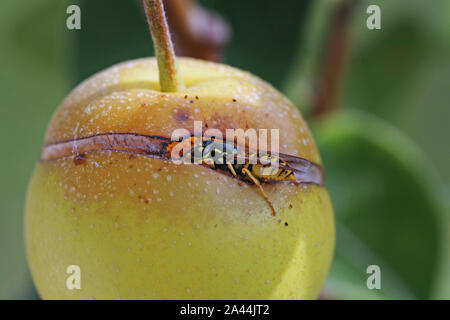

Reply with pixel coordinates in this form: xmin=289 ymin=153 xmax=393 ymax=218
xmin=246 ymin=158 xmax=296 ymax=183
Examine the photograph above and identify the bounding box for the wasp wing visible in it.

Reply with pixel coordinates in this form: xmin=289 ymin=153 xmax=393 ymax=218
xmin=231 ymin=152 xmax=323 ymax=185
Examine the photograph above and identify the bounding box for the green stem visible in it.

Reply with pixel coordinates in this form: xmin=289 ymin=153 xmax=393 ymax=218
xmin=143 ymin=0 xmax=185 ymax=92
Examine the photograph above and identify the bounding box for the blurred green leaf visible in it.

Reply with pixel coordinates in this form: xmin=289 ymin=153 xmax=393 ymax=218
xmin=315 ymin=110 xmax=447 ymax=299
xmin=342 ymin=0 xmax=450 ymax=185
xmin=324 ymin=255 xmax=387 ymax=300
xmin=0 ymin=0 xmax=72 ymax=299
xmin=434 ymin=197 xmax=450 ymax=299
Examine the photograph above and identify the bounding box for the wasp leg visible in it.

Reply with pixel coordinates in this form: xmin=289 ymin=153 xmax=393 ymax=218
xmin=242 ymin=168 xmax=276 ymax=216
xmin=226 ymin=162 xmax=237 ymax=177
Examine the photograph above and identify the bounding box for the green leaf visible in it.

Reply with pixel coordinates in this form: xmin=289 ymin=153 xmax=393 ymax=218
xmin=324 ymin=255 xmax=387 ymax=300
xmin=342 ymin=0 xmax=450 ymax=185
xmin=0 ymin=0 xmax=72 ymax=299
xmin=315 ymin=110 xmax=447 ymax=299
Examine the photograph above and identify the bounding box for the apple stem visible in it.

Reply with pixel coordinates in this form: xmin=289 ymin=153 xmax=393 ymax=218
xmin=143 ymin=0 xmax=185 ymax=92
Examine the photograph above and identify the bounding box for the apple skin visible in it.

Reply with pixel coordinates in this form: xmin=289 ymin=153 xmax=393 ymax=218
xmin=25 ymin=57 xmax=334 ymax=299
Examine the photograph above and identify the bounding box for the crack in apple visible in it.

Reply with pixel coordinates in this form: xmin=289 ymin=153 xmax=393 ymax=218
xmin=41 ymin=133 xmax=323 ymax=186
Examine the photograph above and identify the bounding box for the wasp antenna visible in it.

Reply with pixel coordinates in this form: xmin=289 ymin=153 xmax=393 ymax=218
xmin=242 ymin=168 xmax=276 ymax=216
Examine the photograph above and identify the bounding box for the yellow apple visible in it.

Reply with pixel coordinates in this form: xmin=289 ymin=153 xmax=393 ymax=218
xmin=25 ymin=57 xmax=334 ymax=299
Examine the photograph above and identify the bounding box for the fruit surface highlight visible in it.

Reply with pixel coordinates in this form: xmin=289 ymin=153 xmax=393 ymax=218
xmin=25 ymin=57 xmax=334 ymax=299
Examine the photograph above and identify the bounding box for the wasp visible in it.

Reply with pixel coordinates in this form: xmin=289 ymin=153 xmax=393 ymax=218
xmin=168 ymin=136 xmax=323 ymax=216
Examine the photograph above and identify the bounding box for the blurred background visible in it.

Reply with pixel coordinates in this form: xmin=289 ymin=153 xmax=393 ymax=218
xmin=0 ymin=0 xmax=448 ymax=299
